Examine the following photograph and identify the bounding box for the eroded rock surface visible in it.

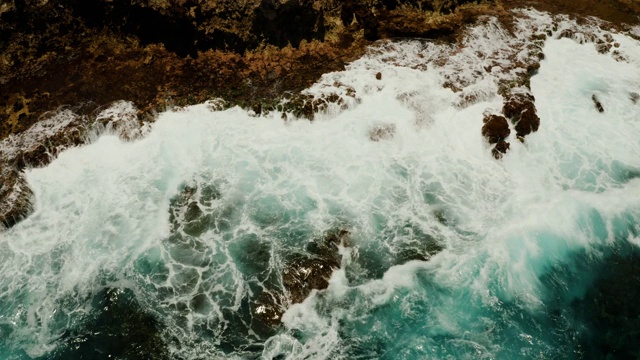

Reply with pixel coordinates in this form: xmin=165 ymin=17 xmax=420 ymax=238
xmin=482 ymin=114 xmax=510 ymax=144
xmin=503 ymin=93 xmax=540 ymax=140
xmin=283 ymin=228 xmax=348 ymax=304
xmin=482 ymin=113 xmax=511 ymax=159
xmin=592 ymin=94 xmax=605 ymax=113
xmin=369 ymin=123 xmax=397 ymax=142
xmin=0 ymin=103 xmax=144 ymax=230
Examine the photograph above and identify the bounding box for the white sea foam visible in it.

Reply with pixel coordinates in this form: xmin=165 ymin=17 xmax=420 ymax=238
xmin=1 ymin=9 xmax=640 ymax=360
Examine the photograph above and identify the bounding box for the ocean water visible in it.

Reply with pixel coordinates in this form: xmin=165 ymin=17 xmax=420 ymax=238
xmin=1 ymin=9 xmax=640 ymax=360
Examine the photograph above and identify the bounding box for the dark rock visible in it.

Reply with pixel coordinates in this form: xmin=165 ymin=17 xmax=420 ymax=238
xmin=0 ymin=110 xmax=98 ymax=229
xmin=49 ymin=287 xmax=170 ymax=360
xmin=376 ymin=71 xmax=382 ymax=80
xmin=557 ymin=29 xmax=574 ymax=39
xmin=0 ymin=168 xmax=34 ymax=229
xmin=630 ymin=92 xmax=640 ymax=104
xmin=369 ymin=123 xmax=396 ymax=141
xmin=252 ymin=0 xmax=326 ymax=48
xmin=492 ymin=141 xmax=510 ymax=159
xmin=481 ymin=114 xmax=510 ymax=144
xmin=283 ymin=228 xmax=349 ymax=304
xmin=230 ymin=228 xmax=349 ymax=339
xmin=569 ymin=243 xmax=640 ymax=359
xmin=250 ymin=291 xmax=286 ymax=335
xmin=503 ymin=93 xmax=540 ymax=139
xmin=592 ymin=94 xmax=605 ymax=113
xmin=596 ymin=42 xmax=612 ymax=54
xmin=340 ymin=0 xmax=381 ymax=40
xmin=394 ymin=237 xmax=444 ymax=265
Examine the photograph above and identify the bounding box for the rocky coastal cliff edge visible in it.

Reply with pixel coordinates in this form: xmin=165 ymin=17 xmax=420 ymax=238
xmin=2 ymin=0 xmax=639 ymax=233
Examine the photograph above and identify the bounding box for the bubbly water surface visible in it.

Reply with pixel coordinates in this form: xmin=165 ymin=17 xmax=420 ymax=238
xmin=1 ymin=10 xmax=640 ymax=360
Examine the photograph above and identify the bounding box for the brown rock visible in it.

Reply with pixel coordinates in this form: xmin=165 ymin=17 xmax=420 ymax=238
xmin=376 ymin=72 xmax=382 ymax=80
xmin=283 ymin=228 xmax=349 ymax=304
xmin=0 ymin=168 xmax=34 ymax=229
xmin=592 ymin=94 xmax=605 ymax=113
xmin=369 ymin=123 xmax=396 ymax=141
xmin=251 ymin=291 xmax=286 ymax=335
xmin=492 ymin=141 xmax=510 ymax=159
xmin=481 ymin=114 xmax=510 ymax=144
xmin=503 ymin=93 xmax=540 ymax=139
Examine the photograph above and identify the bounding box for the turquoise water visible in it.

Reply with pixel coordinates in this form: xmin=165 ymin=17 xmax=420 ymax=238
xmin=2 ymin=12 xmax=640 ymax=360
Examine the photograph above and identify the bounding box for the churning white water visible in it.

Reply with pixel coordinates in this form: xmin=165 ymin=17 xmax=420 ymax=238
xmin=1 ymin=9 xmax=640 ymax=360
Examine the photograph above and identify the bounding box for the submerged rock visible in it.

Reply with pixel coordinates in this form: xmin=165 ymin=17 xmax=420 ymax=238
xmin=369 ymin=123 xmax=396 ymax=142
xmin=630 ymin=92 xmax=640 ymax=104
xmin=394 ymin=237 xmax=444 ymax=265
xmin=569 ymin=243 xmax=640 ymax=359
xmin=49 ymin=287 xmax=170 ymax=360
xmin=492 ymin=140 xmax=510 ymax=160
xmin=283 ymin=228 xmax=349 ymax=304
xmin=502 ymin=93 xmax=540 ymax=139
xmin=234 ymin=228 xmax=349 ymax=341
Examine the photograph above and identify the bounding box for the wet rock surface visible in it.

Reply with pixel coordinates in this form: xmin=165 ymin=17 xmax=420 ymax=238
xmin=0 ymin=103 xmax=143 ymax=230
xmin=369 ymin=123 xmax=397 ymax=142
xmin=0 ymin=167 xmax=33 ymax=229
xmin=492 ymin=140 xmax=511 ymax=159
xmin=503 ymin=93 xmax=540 ymax=140
xmin=482 ymin=114 xmax=510 ymax=144
xmin=164 ymin=185 xmax=350 ymax=344
xmin=46 ymin=287 xmax=170 ymax=360
xmin=592 ymin=94 xmax=605 ymax=113
xmin=482 ymin=114 xmax=510 ymax=159
xmin=283 ymin=228 xmax=348 ymax=304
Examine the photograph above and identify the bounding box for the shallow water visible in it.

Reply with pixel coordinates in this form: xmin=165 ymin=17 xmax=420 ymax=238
xmin=1 ymin=10 xmax=640 ymax=360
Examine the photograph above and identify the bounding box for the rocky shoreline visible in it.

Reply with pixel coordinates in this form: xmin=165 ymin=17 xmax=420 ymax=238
xmin=1 ymin=0 xmax=638 ymax=237
xmin=0 ymin=0 xmax=638 ymax=236
xmin=2 ymin=2 xmax=640 ymax=357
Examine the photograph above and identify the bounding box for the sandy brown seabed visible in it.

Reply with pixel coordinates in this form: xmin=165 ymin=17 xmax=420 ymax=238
xmin=0 ymin=0 xmax=639 ymax=228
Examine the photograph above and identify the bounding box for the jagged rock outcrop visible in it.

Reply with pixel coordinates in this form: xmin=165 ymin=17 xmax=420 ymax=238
xmin=482 ymin=114 xmax=510 ymax=144
xmin=283 ymin=228 xmax=348 ymax=304
xmin=0 ymin=103 xmax=142 ymax=230
xmin=482 ymin=113 xmax=511 ymax=159
xmin=249 ymin=228 xmax=348 ymax=335
xmin=369 ymin=123 xmax=396 ymax=141
xmin=503 ymin=93 xmax=540 ymax=140
xmin=592 ymin=94 xmax=605 ymax=113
